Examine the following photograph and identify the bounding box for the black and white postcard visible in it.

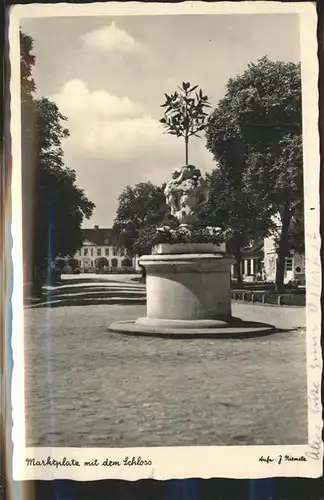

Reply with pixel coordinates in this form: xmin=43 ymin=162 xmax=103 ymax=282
xmin=9 ymin=1 xmax=322 ymax=481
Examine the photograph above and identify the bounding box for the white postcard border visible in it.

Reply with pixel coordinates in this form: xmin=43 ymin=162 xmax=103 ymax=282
xmin=9 ymin=1 xmax=322 ymax=481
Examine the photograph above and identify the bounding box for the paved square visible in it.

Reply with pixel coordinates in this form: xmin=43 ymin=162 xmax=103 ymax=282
xmin=24 ymin=302 xmax=307 ymax=447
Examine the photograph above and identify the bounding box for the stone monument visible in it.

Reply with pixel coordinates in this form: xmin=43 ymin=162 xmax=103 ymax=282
xmin=109 ymin=165 xmax=274 ymax=337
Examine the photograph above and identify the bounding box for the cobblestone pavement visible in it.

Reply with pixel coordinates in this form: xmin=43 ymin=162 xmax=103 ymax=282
xmin=24 ymin=304 xmax=307 ymax=447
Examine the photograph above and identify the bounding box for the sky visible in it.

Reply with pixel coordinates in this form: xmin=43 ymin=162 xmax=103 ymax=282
xmin=21 ymin=13 xmax=301 ymax=228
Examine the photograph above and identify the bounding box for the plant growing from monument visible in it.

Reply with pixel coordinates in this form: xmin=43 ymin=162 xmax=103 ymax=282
xmin=160 ymin=82 xmax=211 ymax=165
xmin=134 ymin=224 xmax=224 ymax=254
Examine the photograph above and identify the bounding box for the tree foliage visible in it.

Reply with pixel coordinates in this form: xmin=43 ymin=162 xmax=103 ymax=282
xmin=160 ymin=81 xmax=211 ymax=164
xmin=20 ymin=31 xmax=95 ymax=295
xmin=199 ymin=168 xmax=274 ymax=284
xmin=95 ymin=257 xmax=109 ymax=268
xmin=121 ymin=257 xmax=133 ymax=267
xmin=20 ymin=31 xmax=35 ymax=104
xmin=287 ymin=213 xmax=305 ymax=254
xmin=112 ymin=182 xmax=173 ymax=256
xmin=54 ymin=258 xmax=66 ymax=272
xmin=68 ymin=258 xmax=79 ymax=270
xmin=206 ymin=56 xmax=303 ymax=290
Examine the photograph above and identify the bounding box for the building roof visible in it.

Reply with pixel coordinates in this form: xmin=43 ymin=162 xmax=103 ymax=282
xmin=81 ymin=227 xmax=117 ymax=246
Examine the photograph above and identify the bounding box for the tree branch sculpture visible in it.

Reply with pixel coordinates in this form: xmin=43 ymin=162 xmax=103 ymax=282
xmin=160 ymin=82 xmax=211 ymax=165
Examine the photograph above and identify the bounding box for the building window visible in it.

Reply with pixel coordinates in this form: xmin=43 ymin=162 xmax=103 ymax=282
xmin=97 ymin=248 xmax=102 ymax=256
xmin=285 ymin=258 xmax=293 ymax=271
xmin=90 ymin=248 xmax=93 ymax=256
xmin=113 ymin=247 xmax=118 ymax=256
xmin=105 ymin=248 xmax=109 ymax=256
xmin=84 ymin=248 xmax=88 ymax=256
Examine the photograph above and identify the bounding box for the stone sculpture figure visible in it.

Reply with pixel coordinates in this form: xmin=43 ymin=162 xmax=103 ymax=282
xmin=164 ymin=164 xmax=209 ymax=226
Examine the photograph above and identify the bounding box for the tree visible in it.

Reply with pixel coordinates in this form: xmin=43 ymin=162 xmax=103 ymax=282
xmin=133 ymin=224 xmax=161 ymax=257
xmin=53 ymin=257 xmax=66 ymax=282
xmin=20 ymin=32 xmax=95 ymax=296
xmin=112 ymin=182 xmax=172 ymax=256
xmin=121 ymin=257 xmax=133 ymax=267
xmin=21 ymin=31 xmax=36 ymax=104
xmin=199 ymin=168 xmax=274 ymax=285
xmin=95 ymin=257 xmax=108 ymax=269
xmin=54 ymin=258 xmax=66 ymax=272
xmin=160 ymin=81 xmax=211 ymax=164
xmin=68 ymin=258 xmax=79 ymax=270
xmin=245 ymin=134 xmax=303 ymax=290
xmin=21 ymin=32 xmax=37 ymax=288
xmin=287 ymin=212 xmax=305 ymax=254
xmin=206 ymin=56 xmax=303 ymax=291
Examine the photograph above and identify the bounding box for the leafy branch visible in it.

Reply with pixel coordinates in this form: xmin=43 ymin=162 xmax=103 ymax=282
xmin=160 ymin=81 xmax=211 ymax=164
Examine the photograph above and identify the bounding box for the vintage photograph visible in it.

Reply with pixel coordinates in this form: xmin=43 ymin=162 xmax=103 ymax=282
xmin=9 ymin=1 xmax=321 ymax=481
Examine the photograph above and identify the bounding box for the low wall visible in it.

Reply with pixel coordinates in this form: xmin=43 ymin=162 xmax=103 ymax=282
xmin=231 ymin=289 xmax=306 ymax=306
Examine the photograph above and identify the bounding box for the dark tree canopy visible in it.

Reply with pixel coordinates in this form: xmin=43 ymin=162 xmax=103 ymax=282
xmin=199 ymin=168 xmax=274 ymax=284
xmin=95 ymin=257 xmax=109 ymax=268
xmin=20 ymin=31 xmax=36 ymax=103
xmin=121 ymin=257 xmax=133 ymax=267
xmin=112 ymin=182 xmax=172 ymax=256
xmin=207 ymin=57 xmax=301 ymax=159
xmin=205 ymin=56 xmax=303 ymax=290
xmin=20 ymin=31 xmax=95 ymax=295
xmin=286 ymin=213 xmax=305 ymax=254
xmin=54 ymin=258 xmax=66 ymax=272
xmin=68 ymin=258 xmax=79 ymax=270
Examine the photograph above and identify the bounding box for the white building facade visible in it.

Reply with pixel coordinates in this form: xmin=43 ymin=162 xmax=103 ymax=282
xmin=263 ymin=233 xmax=305 ymax=284
xmin=72 ymin=226 xmax=135 ymax=272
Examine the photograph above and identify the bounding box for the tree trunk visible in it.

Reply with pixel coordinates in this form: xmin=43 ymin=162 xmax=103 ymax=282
xmin=236 ymin=255 xmax=243 ymax=286
xmin=185 ymin=135 xmax=189 ymax=165
xmin=275 ymin=205 xmax=291 ymax=293
xmin=138 ymin=263 xmax=146 ymax=283
xmin=234 ymin=252 xmax=243 ymax=287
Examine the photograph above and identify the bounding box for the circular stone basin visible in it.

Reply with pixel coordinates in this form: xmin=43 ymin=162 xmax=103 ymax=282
xmin=135 ymin=317 xmax=229 ymax=329
xmin=108 ymin=317 xmax=276 ymax=339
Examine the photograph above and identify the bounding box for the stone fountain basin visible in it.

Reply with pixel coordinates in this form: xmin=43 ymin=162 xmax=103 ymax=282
xmin=108 ymin=317 xmax=276 ymax=339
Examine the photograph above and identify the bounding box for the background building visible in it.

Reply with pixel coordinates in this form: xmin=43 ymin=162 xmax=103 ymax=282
xmin=56 ymin=226 xmax=135 ymax=273
xmin=230 ymin=236 xmax=305 ymax=284
xmin=230 ymin=240 xmax=264 ymax=283
xmin=76 ymin=225 xmax=134 ymax=271
xmin=263 ymin=234 xmax=305 ymax=284
xmin=58 ymin=225 xmax=305 ymax=282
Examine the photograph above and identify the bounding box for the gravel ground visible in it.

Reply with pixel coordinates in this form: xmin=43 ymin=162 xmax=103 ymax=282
xmin=24 ymin=303 xmax=307 ymax=447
